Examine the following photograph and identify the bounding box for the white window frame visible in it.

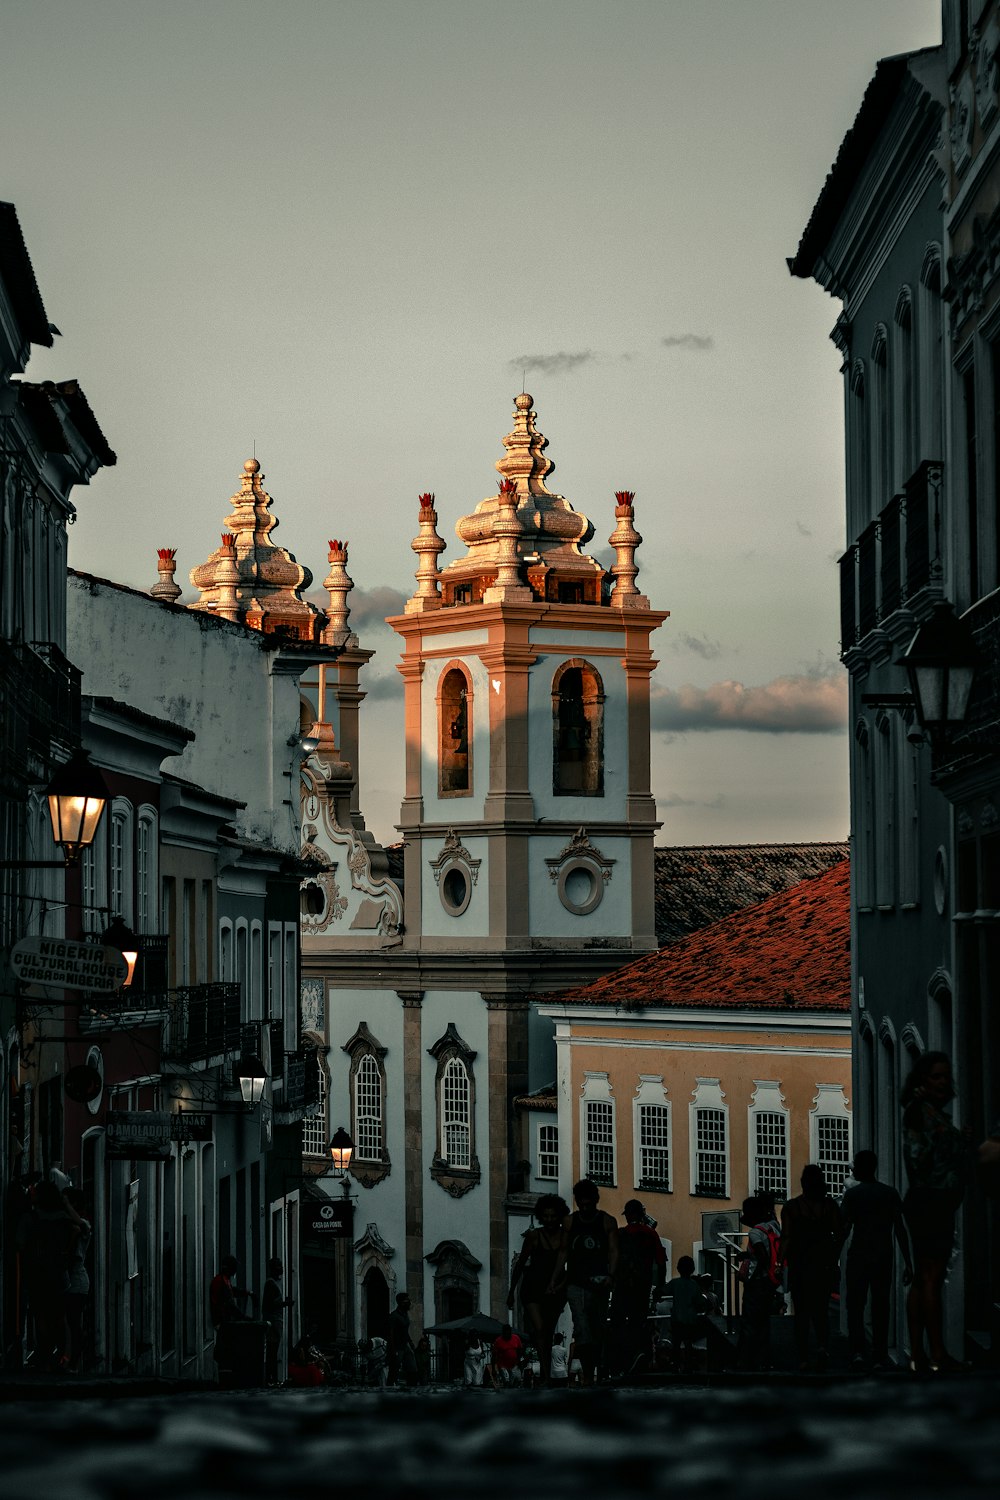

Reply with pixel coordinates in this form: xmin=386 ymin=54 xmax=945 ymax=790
xmin=811 ymin=1083 xmax=853 ymax=1197
xmin=283 ymin=924 xmax=298 ymax=1053
xmin=136 ymin=805 xmax=158 ymax=934
xmin=536 ymin=1121 xmax=559 ymax=1181
xmin=219 ymin=919 xmax=233 ymax=984
xmin=633 ymin=1075 xmax=671 ymax=1192
xmin=302 ymin=1055 xmax=329 ymax=1158
xmin=441 ymin=1056 xmax=471 ymax=1169
xmin=689 ymin=1078 xmax=729 ymax=1199
xmin=249 ymin=920 xmax=263 ymax=1022
xmin=109 ymin=796 xmax=134 ymax=924
xmin=354 ymin=1053 xmax=383 ymax=1163
xmin=748 ymin=1080 xmax=790 ymax=1201
xmin=579 ymin=1071 xmax=616 ymax=1187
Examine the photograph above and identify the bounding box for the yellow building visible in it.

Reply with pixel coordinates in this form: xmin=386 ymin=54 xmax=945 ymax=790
xmin=536 ymin=860 xmax=851 ymax=1272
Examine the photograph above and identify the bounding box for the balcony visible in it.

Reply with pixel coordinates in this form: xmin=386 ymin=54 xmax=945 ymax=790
xmin=839 ymin=460 xmax=942 ymax=655
xmin=273 ymin=1044 xmax=322 ymax=1125
xmin=0 ymin=639 xmax=81 ymax=795
xmin=163 ymin=983 xmax=242 ymax=1065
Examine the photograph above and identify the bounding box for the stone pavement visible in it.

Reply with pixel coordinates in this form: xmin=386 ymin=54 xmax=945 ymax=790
xmin=0 ymin=1378 xmax=997 ymax=1499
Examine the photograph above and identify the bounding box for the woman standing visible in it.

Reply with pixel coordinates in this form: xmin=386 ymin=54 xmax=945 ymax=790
xmin=901 ymin=1052 xmax=970 ymax=1371
xmin=506 ymin=1193 xmax=568 ymax=1386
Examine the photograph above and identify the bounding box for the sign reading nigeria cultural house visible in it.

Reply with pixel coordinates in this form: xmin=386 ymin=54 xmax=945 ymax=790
xmin=10 ymin=936 xmax=127 ymax=994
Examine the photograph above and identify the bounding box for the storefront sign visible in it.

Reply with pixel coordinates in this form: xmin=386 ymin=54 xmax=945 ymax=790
xmin=304 ymin=1199 xmax=353 ymax=1240
xmin=10 ymin=937 xmax=126 ymax=994
xmin=171 ymin=1111 xmax=213 ymax=1143
xmin=105 ymin=1111 xmax=173 ymax=1160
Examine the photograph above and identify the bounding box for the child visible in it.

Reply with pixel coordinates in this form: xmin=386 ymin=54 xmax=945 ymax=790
xmin=664 ymin=1256 xmax=709 ymax=1372
xmin=549 ymin=1330 xmax=569 ymax=1386
xmin=464 ymin=1333 xmax=486 ymax=1387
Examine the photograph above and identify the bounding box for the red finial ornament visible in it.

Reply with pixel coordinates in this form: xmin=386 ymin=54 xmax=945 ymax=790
xmin=157 ymin=547 xmax=177 ymax=561
xmin=497 ymin=478 xmax=518 ymax=500
xmin=220 ymin=533 xmax=236 ymax=550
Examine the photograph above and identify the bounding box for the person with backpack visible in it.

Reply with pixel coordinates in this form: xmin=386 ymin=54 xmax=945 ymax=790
xmin=781 ymin=1165 xmax=841 ymax=1371
xmin=736 ymin=1194 xmax=782 ymax=1372
xmin=553 ymin=1179 xmax=619 ymax=1385
xmin=609 ymin=1199 xmax=665 ymax=1376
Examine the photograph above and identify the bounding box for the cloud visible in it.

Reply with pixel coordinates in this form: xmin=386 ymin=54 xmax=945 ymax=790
xmin=346 ymin=585 xmax=407 ymax=629
xmin=650 ymin=671 xmax=847 ymax=734
xmin=658 ymin=791 xmax=726 ymax=810
xmin=660 ymin=334 xmax=714 ymax=351
xmin=365 ymin=672 xmax=404 ymax=701
xmin=677 ymin=632 xmax=723 ymax=660
xmin=508 ymin=351 xmax=596 ymax=376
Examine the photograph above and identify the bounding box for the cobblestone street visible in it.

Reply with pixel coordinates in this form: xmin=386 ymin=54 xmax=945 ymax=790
xmin=0 ymin=1378 xmax=997 ymax=1499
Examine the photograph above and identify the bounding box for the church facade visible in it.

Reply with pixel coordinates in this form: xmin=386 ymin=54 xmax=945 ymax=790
xmin=299 ymin=393 xmax=668 ymax=1342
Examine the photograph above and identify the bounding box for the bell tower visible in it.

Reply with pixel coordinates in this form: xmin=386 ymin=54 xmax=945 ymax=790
xmin=388 ymin=393 xmax=668 ymax=974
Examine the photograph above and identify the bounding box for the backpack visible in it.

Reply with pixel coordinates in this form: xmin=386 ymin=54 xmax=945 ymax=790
xmin=738 ymin=1221 xmax=782 ymax=1287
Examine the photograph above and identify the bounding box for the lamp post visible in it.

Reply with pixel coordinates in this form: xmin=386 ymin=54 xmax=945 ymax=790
xmin=328 ymin=1126 xmax=355 ymax=1198
xmin=0 ymin=749 xmax=110 ymax=868
xmin=900 ymin=600 xmax=979 ymax=754
xmin=236 ymin=1052 xmax=268 ymax=1107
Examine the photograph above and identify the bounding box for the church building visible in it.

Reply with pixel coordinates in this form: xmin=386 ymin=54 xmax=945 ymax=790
xmin=298 ymin=392 xmax=668 ymax=1343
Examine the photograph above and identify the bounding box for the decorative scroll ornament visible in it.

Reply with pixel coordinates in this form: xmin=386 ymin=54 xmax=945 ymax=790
xmin=545 ymin=827 xmax=615 ymax=917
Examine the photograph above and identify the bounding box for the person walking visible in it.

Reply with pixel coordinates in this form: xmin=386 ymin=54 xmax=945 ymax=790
xmin=736 ymin=1194 xmax=782 ymax=1373
xmin=554 ymin=1179 xmax=618 ymax=1385
xmin=388 ymin=1291 xmax=417 ymax=1386
xmin=20 ymin=1180 xmax=76 ymax=1372
xmin=781 ymin=1165 xmax=840 ymax=1372
xmin=62 ymin=1188 xmax=91 ymax=1374
xmin=901 ymin=1052 xmax=972 ymax=1371
xmin=261 ymin=1257 xmax=292 ymax=1385
xmin=490 ymin=1323 xmax=524 ymax=1387
xmin=506 ymin=1193 xmax=568 ymax=1386
xmin=840 ymin=1149 xmax=913 ymax=1370
xmin=609 ymin=1199 xmax=666 ymax=1376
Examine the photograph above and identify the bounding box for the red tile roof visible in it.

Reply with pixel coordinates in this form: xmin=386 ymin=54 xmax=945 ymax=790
xmin=554 ymin=861 xmax=850 ymax=1013
xmin=654 ymin=841 xmax=848 ymax=945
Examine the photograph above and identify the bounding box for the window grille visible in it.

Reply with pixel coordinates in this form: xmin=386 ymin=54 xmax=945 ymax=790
xmin=111 ymin=811 xmax=126 ymax=918
xmin=817 ymin=1114 xmax=851 ymax=1196
xmin=585 ymin=1099 xmax=614 ymax=1184
xmin=355 ymin=1054 xmax=383 ymax=1161
xmin=753 ymin=1110 xmax=788 ymax=1198
xmin=694 ymin=1107 xmax=727 ymax=1196
xmin=442 ymin=1057 xmax=471 ymax=1168
xmin=301 ymin=1056 xmax=328 ymax=1157
xmin=137 ymin=818 xmax=151 ymax=932
xmin=537 ymin=1123 xmax=558 ymax=1180
xmin=638 ymin=1103 xmax=669 ymax=1187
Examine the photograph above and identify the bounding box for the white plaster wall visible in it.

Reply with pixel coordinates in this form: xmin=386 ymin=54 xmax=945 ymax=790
xmin=67 ymin=575 xmax=304 ymax=853
xmin=419 ymin=650 xmax=491 ymax=824
xmin=420 ymin=835 xmax=490 ymax=939
xmin=527 ymin=834 xmax=633 ymax=938
xmin=527 ymin=649 xmax=630 ymax=821
xmin=419 ymin=989 xmax=493 ymax=1318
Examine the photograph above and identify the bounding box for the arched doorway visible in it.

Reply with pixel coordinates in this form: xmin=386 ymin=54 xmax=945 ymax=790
xmin=363 ymin=1265 xmax=390 ymax=1342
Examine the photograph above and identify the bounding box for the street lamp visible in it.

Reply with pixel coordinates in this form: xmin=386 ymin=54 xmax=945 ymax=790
xmin=900 ymin=600 xmax=978 ymax=751
xmin=102 ymin=916 xmax=139 ymax=989
xmin=0 ymin=750 xmax=110 ymax=869
xmin=236 ymin=1052 xmax=268 ymax=1106
xmin=328 ymin=1126 xmax=354 ymax=1176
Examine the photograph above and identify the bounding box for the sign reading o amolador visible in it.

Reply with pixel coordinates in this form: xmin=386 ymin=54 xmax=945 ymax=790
xmin=10 ymin=937 xmax=127 ymax=994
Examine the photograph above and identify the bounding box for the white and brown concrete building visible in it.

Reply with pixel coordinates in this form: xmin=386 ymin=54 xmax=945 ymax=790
xmin=299 ymin=393 xmax=668 ymax=1344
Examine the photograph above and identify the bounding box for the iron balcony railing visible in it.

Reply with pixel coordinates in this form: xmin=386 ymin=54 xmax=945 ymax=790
xmin=838 ymin=459 xmax=942 ymax=654
xmin=163 ymin=983 xmax=242 ymax=1064
xmin=0 ymin=638 xmax=81 ymax=793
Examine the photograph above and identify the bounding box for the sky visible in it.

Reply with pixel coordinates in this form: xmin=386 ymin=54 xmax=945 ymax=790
xmin=3 ymin=0 xmax=943 ymax=849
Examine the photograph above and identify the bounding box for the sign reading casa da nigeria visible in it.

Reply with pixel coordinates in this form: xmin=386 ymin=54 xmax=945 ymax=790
xmin=10 ymin=937 xmax=127 ymax=994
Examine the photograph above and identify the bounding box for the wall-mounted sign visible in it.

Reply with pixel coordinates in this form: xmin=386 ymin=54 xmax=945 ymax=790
xmin=10 ymin=937 xmax=126 ymax=994
xmin=106 ymin=1111 xmax=173 ymax=1160
xmin=304 ymin=1199 xmax=353 ymax=1240
xmin=171 ymin=1111 xmax=213 ymax=1143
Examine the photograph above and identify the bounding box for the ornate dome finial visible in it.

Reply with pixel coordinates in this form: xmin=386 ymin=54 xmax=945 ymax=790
xmin=151 ymin=547 xmax=182 ymax=604
xmin=483 ymin=479 xmax=531 ymax=604
xmin=608 ymin=490 xmax=649 ymax=610
xmin=323 ymin=539 xmax=355 ymax=645
xmin=406 ymin=491 xmax=446 ymax=613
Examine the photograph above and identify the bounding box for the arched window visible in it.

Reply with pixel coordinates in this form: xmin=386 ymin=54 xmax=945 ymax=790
xmin=342 ymin=1022 xmax=390 ymax=1185
xmin=136 ymin=806 xmax=158 ymax=934
xmin=873 ymin=711 xmax=896 ymax=909
xmin=854 ymin=719 xmax=875 ymax=911
xmin=442 ymin=1057 xmax=471 ymax=1168
xmin=109 ymin=797 xmax=134 ymax=924
xmin=870 ymin=327 xmax=892 ymax=511
xmin=552 ymin=660 xmax=604 ymax=796
xmin=893 ymin=289 xmax=916 ymax=487
xmin=438 ymin=664 xmax=473 ymax=796
xmin=919 ymin=247 xmax=944 ymax=458
xmin=849 ymin=360 xmax=869 ymax=534
xmin=428 ymin=1022 xmax=479 ymax=1193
